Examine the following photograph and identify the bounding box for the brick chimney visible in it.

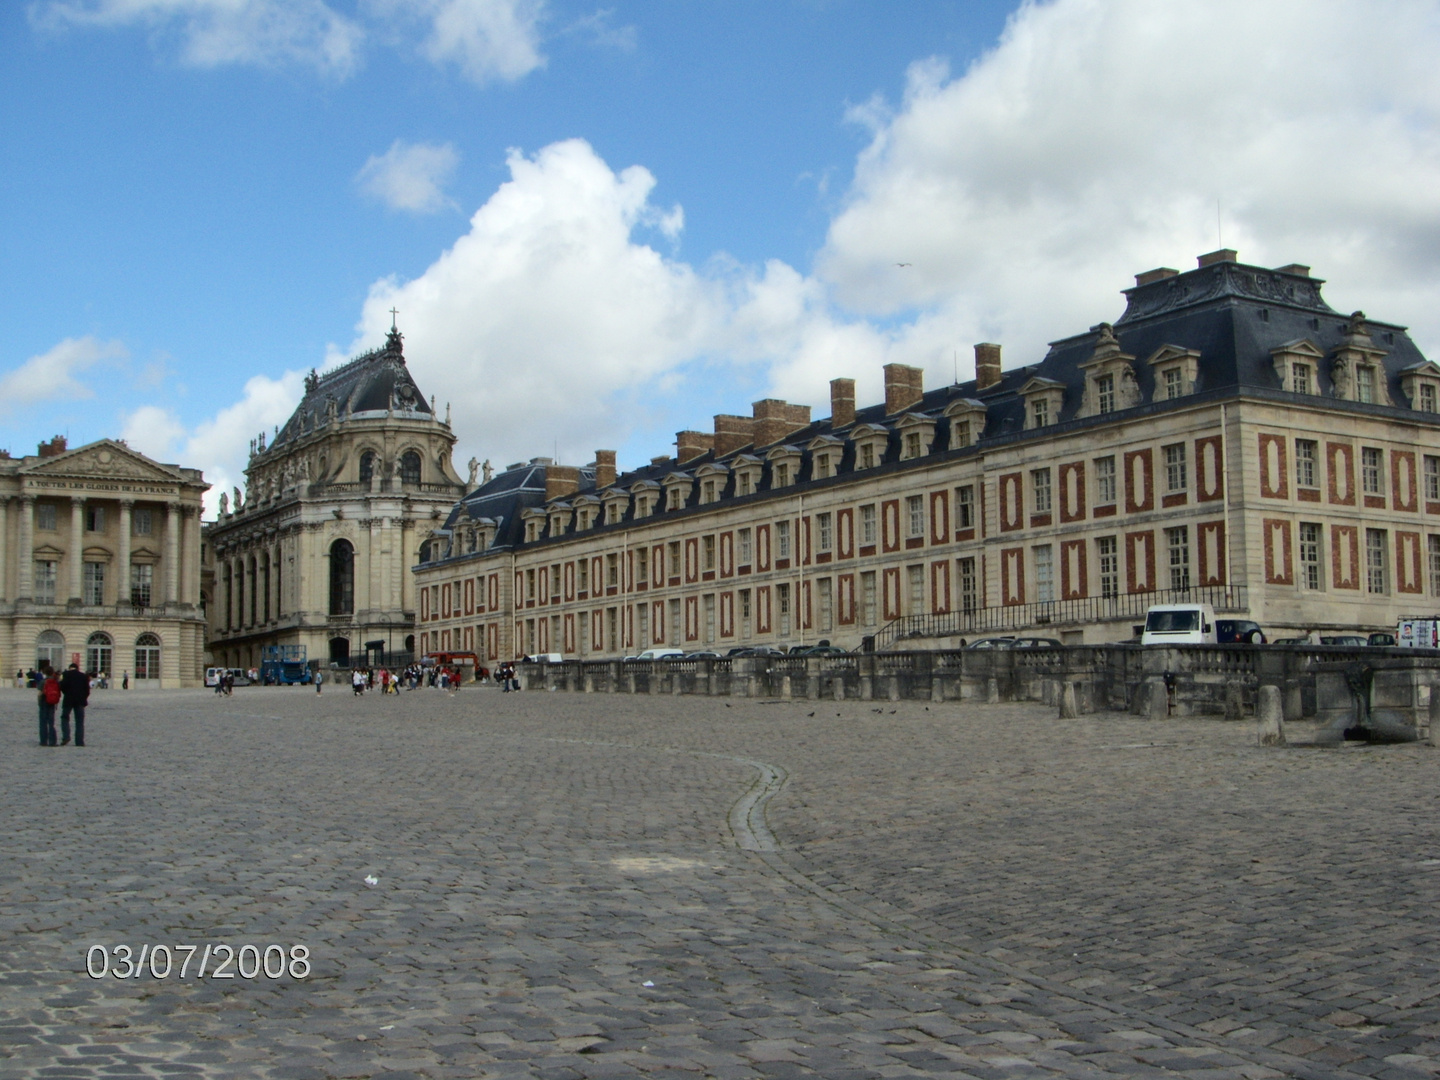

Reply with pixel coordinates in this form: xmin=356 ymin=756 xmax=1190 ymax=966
xmin=883 ymin=364 xmax=924 ymax=415
xmin=1197 ymin=248 xmax=1238 ymax=267
xmin=974 ymin=343 xmax=1002 ymax=391
xmin=38 ymin=435 xmax=67 ymax=458
xmin=593 ymin=450 xmax=616 ymax=490
xmin=713 ymin=414 xmax=755 ymax=457
xmin=1134 ymin=267 xmax=1178 ymax=286
xmin=545 ymin=464 xmax=579 ymax=502
xmin=676 ymin=430 xmax=714 ymax=464
xmin=751 ymin=399 xmax=811 ymax=448
xmin=829 ymin=378 xmax=855 ymax=429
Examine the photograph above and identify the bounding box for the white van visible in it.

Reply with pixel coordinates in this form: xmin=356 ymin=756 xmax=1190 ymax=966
xmin=1141 ymin=603 xmax=1217 ymax=645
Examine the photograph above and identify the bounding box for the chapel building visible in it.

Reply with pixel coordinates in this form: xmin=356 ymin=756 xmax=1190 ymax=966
xmin=414 ymin=252 xmax=1440 ymax=657
xmin=205 ymin=326 xmax=466 ymax=669
xmin=0 ymin=437 xmax=209 ymax=685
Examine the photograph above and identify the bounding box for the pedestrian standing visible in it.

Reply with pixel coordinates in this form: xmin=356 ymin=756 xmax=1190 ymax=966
xmin=59 ymin=662 xmax=89 ymax=747
xmin=122 ymin=671 xmax=129 ymax=690
xmin=351 ymin=668 xmax=365 ymax=696
xmin=315 ymin=668 xmax=324 ymax=694
xmin=38 ymin=669 xmax=60 ymax=746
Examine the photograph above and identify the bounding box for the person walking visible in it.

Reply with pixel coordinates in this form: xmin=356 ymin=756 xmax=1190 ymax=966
xmin=315 ymin=668 xmax=324 ymax=694
xmin=59 ymin=662 xmax=89 ymax=747
xmin=351 ymin=668 xmax=365 ymax=696
xmin=38 ymin=669 xmax=60 ymax=746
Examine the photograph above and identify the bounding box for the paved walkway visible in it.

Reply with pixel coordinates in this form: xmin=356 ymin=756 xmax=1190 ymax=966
xmin=1 ymin=685 xmax=1437 ymax=1079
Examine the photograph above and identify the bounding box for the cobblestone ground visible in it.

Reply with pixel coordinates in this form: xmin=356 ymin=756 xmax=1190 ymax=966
xmin=2 ymin=684 xmax=1438 ymax=1079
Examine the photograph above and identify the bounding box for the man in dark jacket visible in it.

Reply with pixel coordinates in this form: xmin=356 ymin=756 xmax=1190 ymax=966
xmin=59 ymin=662 xmax=90 ymax=747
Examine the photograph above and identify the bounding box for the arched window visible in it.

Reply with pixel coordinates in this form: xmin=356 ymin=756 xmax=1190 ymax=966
xmin=359 ymin=450 xmax=377 ymax=484
xmin=36 ymin=630 xmax=65 ymax=672
xmin=328 ymin=637 xmax=350 ymax=664
xmin=329 ymin=539 xmax=354 ymax=615
xmin=404 ymin=634 xmax=415 ymax=654
xmin=400 ymin=450 xmax=422 ymax=485
xmin=135 ymin=633 xmax=161 ymax=681
xmin=86 ymin=632 xmax=113 ymax=676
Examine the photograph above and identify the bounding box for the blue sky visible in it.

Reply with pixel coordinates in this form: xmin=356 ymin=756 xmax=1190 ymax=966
xmin=6 ymin=0 xmax=1440 ymax=514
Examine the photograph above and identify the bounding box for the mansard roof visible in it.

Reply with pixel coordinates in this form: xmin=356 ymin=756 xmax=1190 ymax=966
xmin=272 ymin=327 xmax=432 ymax=449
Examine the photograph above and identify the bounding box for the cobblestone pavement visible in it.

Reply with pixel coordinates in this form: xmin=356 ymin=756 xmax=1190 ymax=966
xmin=2 ymin=685 xmax=1438 ymax=1079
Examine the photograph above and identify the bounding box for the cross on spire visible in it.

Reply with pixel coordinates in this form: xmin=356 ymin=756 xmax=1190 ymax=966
xmin=389 ymin=307 xmax=399 ymax=332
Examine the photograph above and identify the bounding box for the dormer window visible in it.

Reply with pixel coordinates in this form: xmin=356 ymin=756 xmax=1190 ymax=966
xmin=1329 ymin=312 xmax=1392 ymax=406
xmin=607 ymin=503 xmax=620 ymax=525
xmin=636 ymin=496 xmax=650 ymax=517
xmin=1357 ymin=366 xmax=1376 ymax=403
xmin=953 ymin=421 xmax=971 ymax=447
xmin=905 ymin=432 xmax=921 ymax=457
xmin=896 ymin=414 xmax=937 ymax=461
xmin=1096 ymin=374 xmax=1115 ymax=413
xmin=1292 ymin=362 xmax=1312 ymax=395
xmin=774 ymin=463 xmax=790 ymax=487
xmin=1423 ymin=384 xmax=1437 ymax=413
xmin=1145 ymin=345 xmax=1200 ymax=403
xmin=1032 ymin=399 xmax=1049 ymax=427
xmin=669 ymin=487 xmax=683 ymax=510
xmin=943 ymin=398 xmax=986 ymax=450
xmin=848 ymin=424 xmax=889 ymax=471
xmin=525 ymin=520 xmax=541 ymax=543
xmin=1019 ymin=377 xmax=1065 ymax=431
xmin=1271 ymin=339 xmax=1323 ymax=396
xmin=1163 ymin=368 xmax=1183 ymax=400
xmin=702 ymin=479 xmax=716 ymax=503
xmin=815 ymin=453 xmax=830 ymax=479
xmin=737 ymin=472 xmax=752 ymax=496
xmin=860 ymin=444 xmax=874 ymax=469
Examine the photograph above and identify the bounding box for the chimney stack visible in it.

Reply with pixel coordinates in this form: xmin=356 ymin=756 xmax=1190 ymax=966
xmin=38 ymin=435 xmax=67 ymax=458
xmin=830 ymin=378 xmax=856 ymax=429
xmin=974 ymin=343 xmax=1002 ymax=391
xmin=751 ymin=399 xmax=812 ymax=448
xmin=713 ymin=414 xmax=755 ymax=457
xmin=676 ymin=430 xmax=714 ymax=464
xmin=883 ymin=364 xmax=924 ymax=415
xmin=545 ymin=464 xmax=580 ymax=502
xmin=593 ymin=450 xmax=617 ymax=490
xmin=1197 ymin=248 xmax=1238 ymax=267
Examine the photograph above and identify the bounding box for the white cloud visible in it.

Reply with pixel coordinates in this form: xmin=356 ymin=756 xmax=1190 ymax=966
xmin=0 ymin=337 xmax=129 ymax=414
xmin=372 ymin=0 xmax=546 ymax=84
xmin=816 ymin=0 xmax=1440 ymax=379
xmin=357 ymin=140 xmax=461 ymax=213
xmin=33 ymin=0 xmax=364 ymax=75
xmin=119 ymin=404 xmax=187 ymax=461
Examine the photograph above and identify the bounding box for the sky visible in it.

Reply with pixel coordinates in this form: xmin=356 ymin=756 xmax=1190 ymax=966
xmin=6 ymin=0 xmax=1440 ymax=517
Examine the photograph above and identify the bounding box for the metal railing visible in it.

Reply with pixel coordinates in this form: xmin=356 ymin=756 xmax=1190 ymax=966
xmin=871 ymin=584 xmax=1249 ymax=651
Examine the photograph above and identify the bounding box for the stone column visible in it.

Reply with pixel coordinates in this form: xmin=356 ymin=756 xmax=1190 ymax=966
xmin=273 ymin=540 xmax=282 ymax=620
xmin=117 ymin=499 xmax=133 ymax=608
xmin=165 ymin=502 xmax=180 ymax=605
xmin=181 ymin=506 xmax=198 ymax=607
xmin=0 ymin=496 xmax=8 ymax=602
xmin=17 ymin=496 xmax=33 ymax=600
xmin=69 ymin=496 xmax=85 ymax=604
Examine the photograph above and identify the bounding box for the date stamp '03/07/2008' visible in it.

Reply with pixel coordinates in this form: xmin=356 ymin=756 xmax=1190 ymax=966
xmin=85 ymin=944 xmax=311 ymax=980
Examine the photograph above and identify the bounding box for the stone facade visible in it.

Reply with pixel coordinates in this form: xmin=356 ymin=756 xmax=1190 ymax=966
xmin=0 ymin=437 xmax=208 ymax=686
xmin=415 ymin=251 xmax=1440 ymax=658
xmin=206 ymin=327 xmax=465 ymax=669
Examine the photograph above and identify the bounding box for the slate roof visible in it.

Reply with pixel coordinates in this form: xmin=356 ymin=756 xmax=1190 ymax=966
xmin=272 ymin=327 xmax=431 ymax=449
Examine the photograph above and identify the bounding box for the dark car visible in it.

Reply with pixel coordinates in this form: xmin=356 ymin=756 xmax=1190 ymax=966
xmin=1367 ymin=632 xmax=1398 ymax=647
xmin=964 ymin=636 xmax=1017 ymax=649
xmin=1216 ymin=619 xmax=1267 ymax=644
xmin=1320 ymin=634 xmax=1368 ymax=646
xmin=1009 ymin=637 xmax=1062 ymax=648
xmin=728 ymin=645 xmax=787 ymax=658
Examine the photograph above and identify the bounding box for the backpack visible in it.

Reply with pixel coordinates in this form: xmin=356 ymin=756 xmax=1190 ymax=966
xmin=43 ymin=679 xmax=61 ymax=705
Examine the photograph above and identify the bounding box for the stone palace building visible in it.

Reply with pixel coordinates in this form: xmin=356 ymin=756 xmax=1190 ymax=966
xmin=204 ymin=325 xmax=466 ymax=670
xmin=0 ymin=437 xmax=209 ymax=685
xmin=412 ymin=251 xmax=1440 ymax=659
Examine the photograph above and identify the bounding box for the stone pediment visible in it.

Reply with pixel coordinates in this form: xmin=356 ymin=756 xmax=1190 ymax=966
xmin=22 ymin=440 xmax=182 ymax=483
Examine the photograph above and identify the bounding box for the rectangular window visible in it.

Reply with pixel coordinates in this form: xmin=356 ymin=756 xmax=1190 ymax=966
xmin=607 ymin=608 xmax=618 ymax=651
xmin=956 ymin=485 xmax=974 ymax=530
xmin=1032 ymin=398 xmax=1049 ymax=427
xmin=737 ymin=472 xmax=753 ymax=496
xmin=1358 ymin=366 xmax=1376 ymax=403
xmin=776 ymin=520 xmax=791 ymax=559
xmin=37 ymin=503 xmax=56 ymax=531
xmin=774 ymin=463 xmax=790 ymax=487
xmin=738 ymin=527 xmax=752 ymax=565
xmin=1164 ymin=443 xmax=1187 ymax=492
xmin=1292 ymin=362 xmax=1311 ymax=395
xmin=958 ymin=557 xmax=977 ymax=613
xmin=86 ymin=505 xmax=105 ymax=532
xmin=1166 ymin=526 xmax=1191 ymax=591
xmin=953 ymin=420 xmax=971 ymax=448
xmin=1423 ymin=383 xmax=1438 ymax=413
xmin=703 ymin=535 xmax=716 ymax=571
xmin=1095 ymin=457 xmax=1116 ymax=505
xmin=860 ymin=504 xmax=877 ymax=546
xmin=668 ymin=487 xmax=683 ymax=510
xmin=777 ymin=583 xmax=791 ymax=637
xmin=83 ymin=562 xmax=105 ymax=605
xmin=1366 ymin=528 xmax=1388 ymax=593
xmin=636 ymin=548 xmax=648 ymax=585
xmin=1164 ymin=367 xmax=1183 ymax=399
xmin=606 ymin=553 xmax=619 ymax=587
xmin=740 ymin=589 xmax=752 ymax=639
xmin=860 ymin=443 xmax=875 ymax=469
xmin=637 ymin=602 xmax=649 ymax=644
xmin=704 ymin=594 xmax=716 ymax=643
xmin=1096 ymin=373 xmax=1114 ymax=413
xmin=702 ymin=479 xmax=716 ymax=503
xmin=817 ymin=512 xmax=833 ymax=552
xmin=131 ymin=563 xmax=153 ymax=606
xmin=669 ymin=598 xmax=681 ymax=646
xmin=814 ymin=453 xmax=829 ymax=479
xmin=1430 ymin=536 xmax=1440 ymax=597
xmin=1097 ymin=536 xmax=1118 ymax=598
xmin=526 ymin=568 xmax=536 ymax=601
xmin=904 ymin=431 xmax=922 ymax=459
xmin=1032 ymin=468 xmax=1052 ymax=514
xmin=1427 ymin=456 xmax=1440 ymax=502
xmin=551 ymin=564 xmax=561 ymax=602
xmin=35 ymin=560 xmax=56 ymax=604
xmin=1362 ymin=447 xmax=1383 ymax=494
xmin=1296 ymin=439 xmax=1318 ymax=489
xmin=861 ymin=570 xmax=877 ymax=625
xmin=668 ymin=541 xmax=680 ymax=578
xmin=133 ymin=508 xmax=153 ymax=535
xmin=906 ymin=494 xmax=925 ymax=537
xmin=907 ymin=564 xmax=924 ymax=614
xmin=1300 ymin=523 xmax=1322 ymax=590
xmin=818 ymin=578 xmax=833 ymax=632
xmin=1034 ymin=545 xmax=1053 ymax=603
xmin=578 ymin=558 xmax=589 ymax=593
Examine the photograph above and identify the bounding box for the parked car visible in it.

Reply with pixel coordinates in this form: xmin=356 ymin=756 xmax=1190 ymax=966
xmin=1008 ymin=637 xmax=1062 ymax=648
xmin=1320 ymin=634 xmax=1368 ymax=646
xmin=788 ymin=643 xmax=850 ymax=656
xmin=727 ymin=645 xmax=787 ymax=658
xmin=685 ymin=650 xmax=722 ymax=659
xmin=1368 ymin=632 xmax=1398 ymax=647
xmin=1270 ymin=636 xmax=1306 ymax=645
xmin=1216 ymin=619 xmax=1267 ymax=644
xmin=964 ymin=636 xmax=1017 ymax=649
xmin=624 ymin=648 xmax=685 ymax=662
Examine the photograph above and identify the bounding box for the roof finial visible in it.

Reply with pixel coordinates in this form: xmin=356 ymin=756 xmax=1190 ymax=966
xmin=389 ymin=307 xmax=399 ymax=332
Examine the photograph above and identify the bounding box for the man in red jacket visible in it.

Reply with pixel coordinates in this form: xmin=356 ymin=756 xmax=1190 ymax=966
xmin=59 ymin=662 xmax=90 ymax=747
xmin=38 ymin=668 xmax=60 ymax=746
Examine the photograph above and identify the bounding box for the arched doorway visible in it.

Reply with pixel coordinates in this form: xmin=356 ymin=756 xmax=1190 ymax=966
xmin=329 ymin=539 xmax=354 ymax=615
xmin=134 ymin=633 xmax=161 ymax=685
xmin=86 ymin=632 xmax=114 ymax=677
xmin=36 ymin=630 xmax=65 ymax=673
xmin=328 ymin=637 xmax=350 ymax=665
